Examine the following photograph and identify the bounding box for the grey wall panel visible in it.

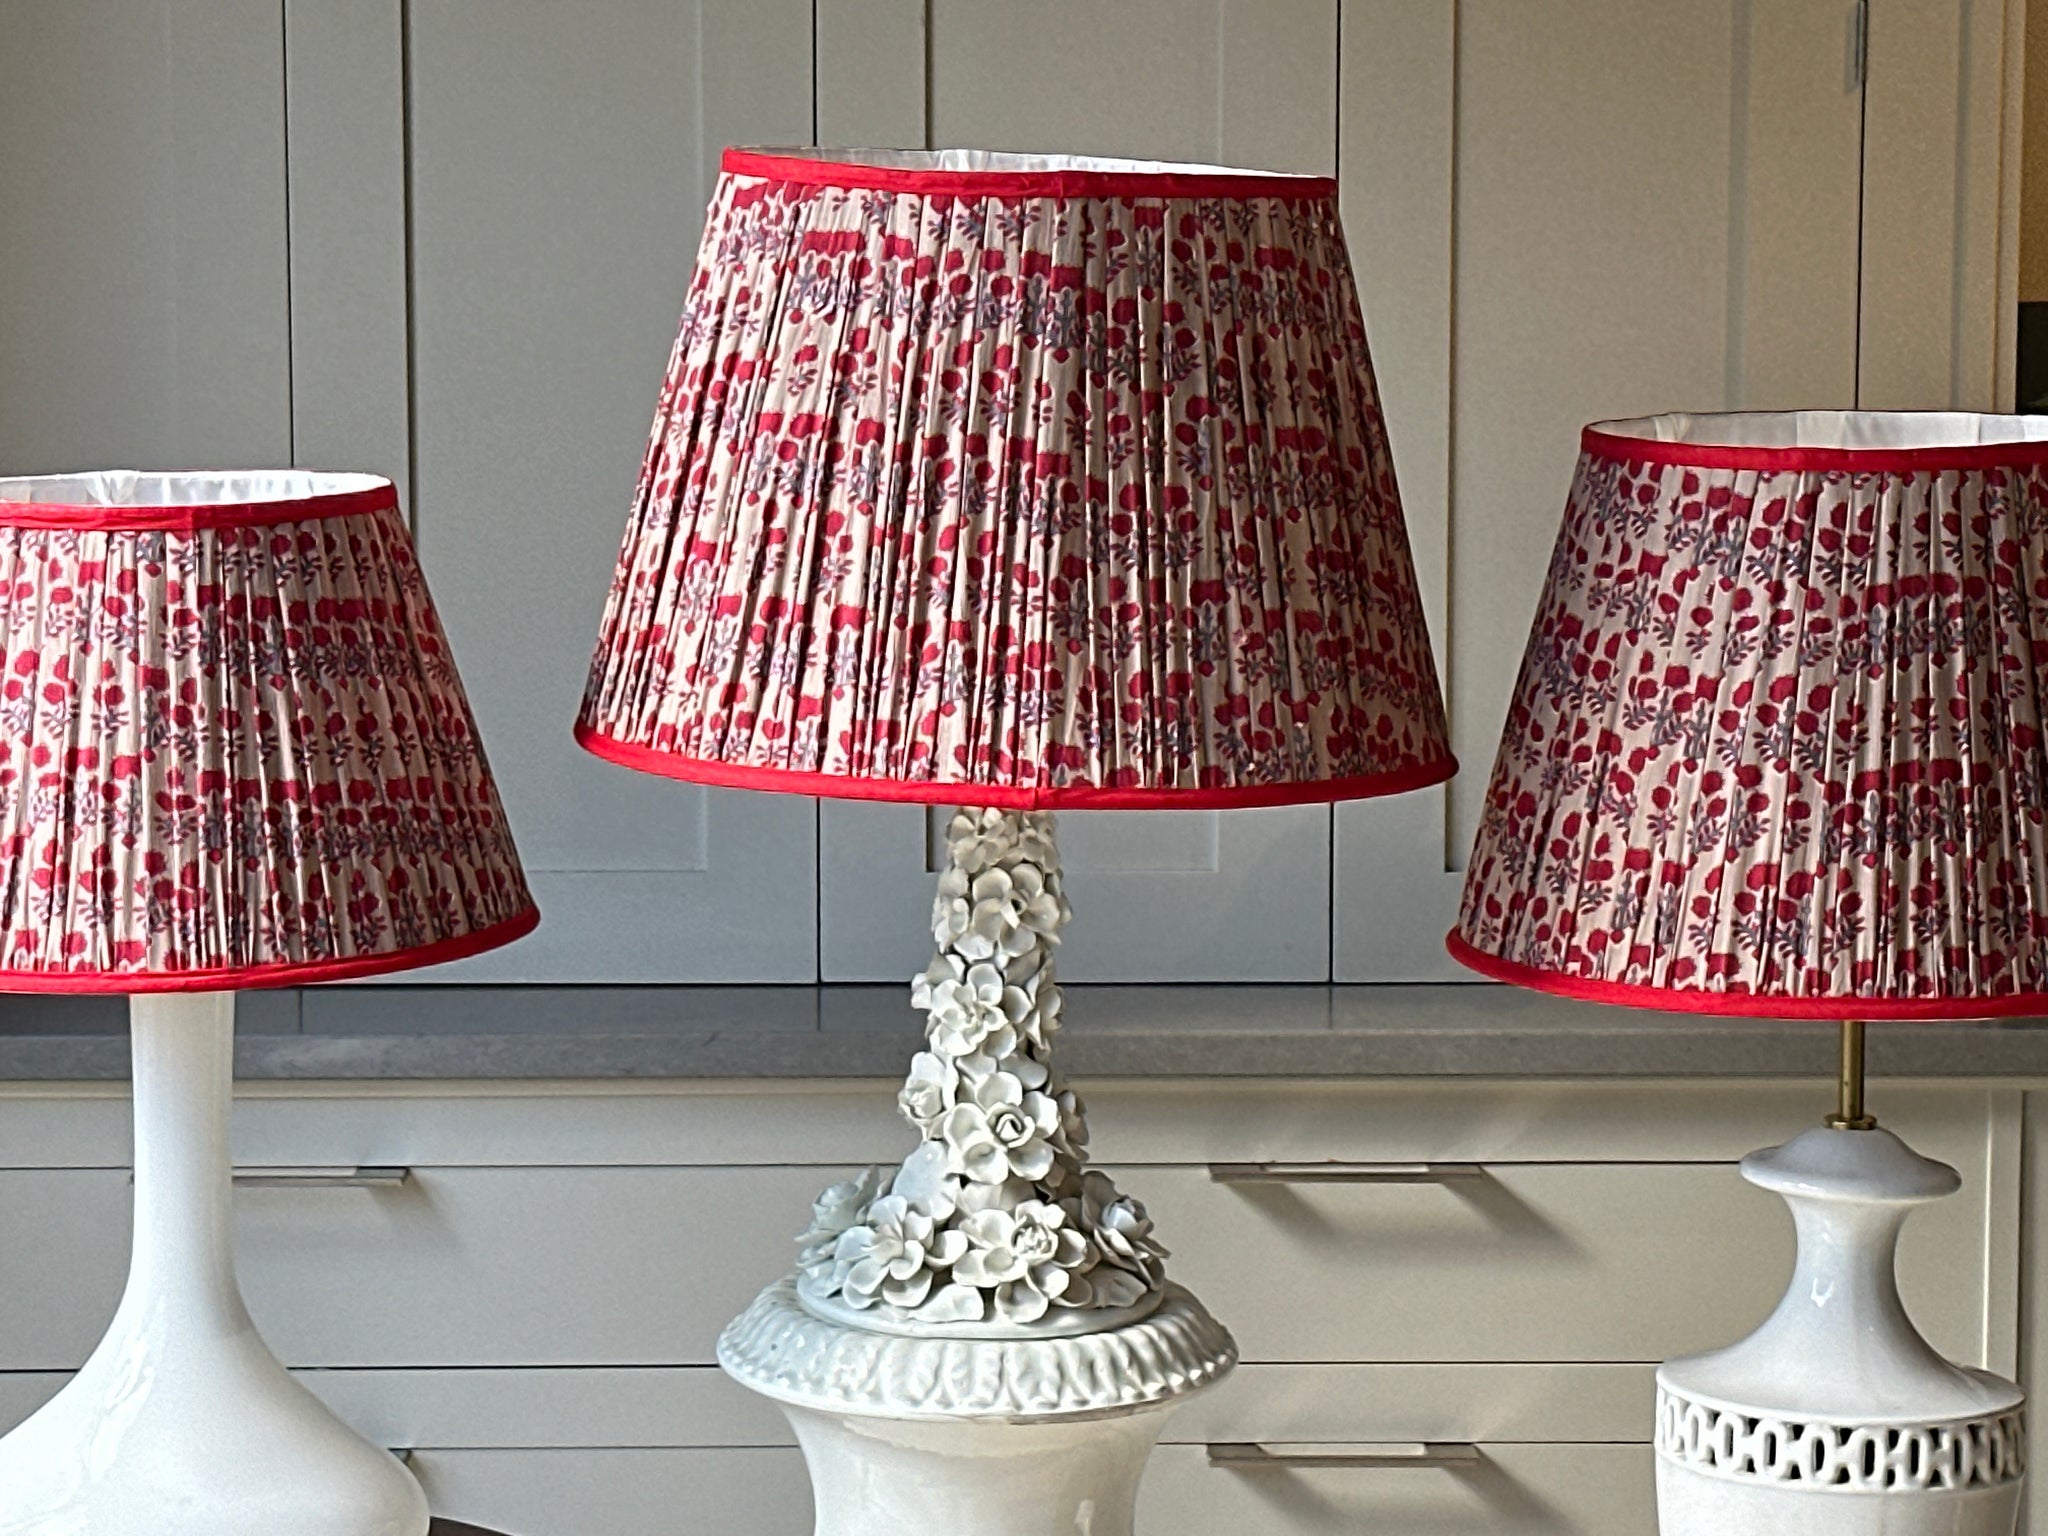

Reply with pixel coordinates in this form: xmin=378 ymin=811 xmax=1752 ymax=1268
xmin=401 ymin=0 xmax=817 ymax=981
xmin=0 ymin=0 xmax=291 ymax=472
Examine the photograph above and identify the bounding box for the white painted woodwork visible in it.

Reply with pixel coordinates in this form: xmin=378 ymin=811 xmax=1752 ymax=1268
xmin=0 ymin=1077 xmax=2002 ymax=1171
xmin=0 ymin=1083 xmax=2001 ymax=1372
xmin=413 ymin=1448 xmax=812 ymax=1536
xmin=1334 ymin=1 xmax=1870 ymax=975
xmin=0 ymin=1164 xmax=862 ymax=1369
xmin=0 ymin=0 xmax=292 ymax=472
xmin=0 ymin=1361 xmax=1655 ymax=1449
xmin=1859 ymin=0 xmax=2027 ymax=412
xmin=283 ymin=0 xmax=412 ymax=508
xmin=0 ymin=1076 xmax=2027 ymax=1531
xmin=1150 ymin=1443 xmax=1656 ymax=1536
xmin=401 ymin=0 xmax=819 ymax=982
xmin=1443 ymin=0 xmax=1863 ymax=853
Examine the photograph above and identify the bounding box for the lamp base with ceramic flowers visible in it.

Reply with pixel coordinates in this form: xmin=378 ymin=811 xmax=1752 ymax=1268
xmin=717 ymin=809 xmax=1236 ymax=1534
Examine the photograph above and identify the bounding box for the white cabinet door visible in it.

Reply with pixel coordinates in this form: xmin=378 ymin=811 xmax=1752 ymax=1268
xmin=0 ymin=0 xmax=291 ymax=471
xmin=394 ymin=0 xmax=819 ymax=980
xmin=1332 ymin=0 xmax=1866 ymax=978
xmin=815 ymin=0 xmax=1346 ymax=982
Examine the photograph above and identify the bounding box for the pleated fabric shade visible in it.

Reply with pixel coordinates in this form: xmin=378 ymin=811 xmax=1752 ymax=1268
xmin=1451 ymin=411 xmax=2048 ymax=1019
xmin=577 ymin=147 xmax=1453 ymax=810
xmin=0 ymin=471 xmax=537 ymax=991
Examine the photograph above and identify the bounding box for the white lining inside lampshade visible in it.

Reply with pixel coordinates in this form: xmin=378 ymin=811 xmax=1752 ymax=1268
xmin=1594 ymin=410 xmax=2048 ymax=451
xmin=0 ymin=470 xmax=389 ymax=508
xmin=739 ymin=145 xmax=1319 ymax=181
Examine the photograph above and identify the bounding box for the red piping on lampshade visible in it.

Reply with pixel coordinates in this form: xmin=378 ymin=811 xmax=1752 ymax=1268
xmin=1445 ymin=929 xmax=2048 ymax=1023
xmin=721 ymin=148 xmax=1339 ymax=203
xmin=0 ymin=906 xmax=540 ymax=995
xmin=0 ymin=483 xmax=399 ymax=534
xmin=576 ymin=721 xmax=1456 ymax=811
xmin=1580 ymin=425 xmax=2048 ymax=476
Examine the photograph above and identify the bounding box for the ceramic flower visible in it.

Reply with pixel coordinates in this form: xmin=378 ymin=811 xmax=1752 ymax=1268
xmin=951 ymin=1202 xmax=1092 ymax=1324
xmin=966 ymin=1070 xmax=1059 ymax=1182
xmin=920 ymin=958 xmax=1011 ymax=1058
xmin=796 ymin=1165 xmax=882 ymax=1270
xmin=1072 ymin=1170 xmax=1169 ymax=1290
xmin=991 ymin=862 xmax=1065 ymax=937
xmin=889 ymin=1140 xmax=959 ymax=1212
xmin=939 ymin=1100 xmax=1012 ymax=1184
xmin=897 ymin=1050 xmax=957 ymax=1133
xmin=830 ymin=1193 xmax=966 ymax=1310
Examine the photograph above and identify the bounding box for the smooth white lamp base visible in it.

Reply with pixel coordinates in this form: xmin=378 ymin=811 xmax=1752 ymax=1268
xmin=721 ymin=1278 xmax=1235 ymax=1536
xmin=1655 ymin=1124 xmax=2024 ymax=1536
xmin=0 ymin=993 xmax=428 ymax=1536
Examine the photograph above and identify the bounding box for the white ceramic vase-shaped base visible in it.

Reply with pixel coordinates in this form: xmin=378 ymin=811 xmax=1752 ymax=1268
xmin=784 ymin=1404 xmax=1168 ymax=1536
xmin=1659 ymin=1457 xmax=2021 ymax=1536
xmin=1656 ymin=1125 xmax=2025 ymax=1536
xmin=720 ymin=1278 xmax=1236 ymax=1536
xmin=0 ymin=994 xmax=428 ymax=1536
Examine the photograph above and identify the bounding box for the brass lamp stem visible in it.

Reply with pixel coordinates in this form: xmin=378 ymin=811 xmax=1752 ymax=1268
xmin=1825 ymin=1019 xmax=1877 ymax=1130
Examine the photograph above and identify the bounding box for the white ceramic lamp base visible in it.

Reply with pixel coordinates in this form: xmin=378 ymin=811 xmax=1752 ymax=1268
xmin=721 ymin=810 xmax=1236 ymax=1533
xmin=0 ymin=993 xmax=428 ymax=1536
xmin=721 ymin=1279 xmax=1234 ymax=1536
xmin=1656 ymin=1124 xmax=2024 ymax=1536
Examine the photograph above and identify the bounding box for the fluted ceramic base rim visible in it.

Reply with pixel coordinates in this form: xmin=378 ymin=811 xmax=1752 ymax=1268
xmin=720 ymin=1277 xmax=1237 ymax=1423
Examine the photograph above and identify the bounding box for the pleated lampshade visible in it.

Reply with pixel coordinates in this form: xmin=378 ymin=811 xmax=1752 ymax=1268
xmin=577 ymin=147 xmax=1453 ymax=809
xmin=1450 ymin=411 xmax=2048 ymax=1018
xmin=0 ymin=471 xmax=538 ymax=990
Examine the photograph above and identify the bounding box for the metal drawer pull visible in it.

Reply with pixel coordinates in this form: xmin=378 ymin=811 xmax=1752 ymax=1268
xmin=232 ymin=1166 xmax=412 ymax=1188
xmin=1208 ymin=1162 xmax=1485 ymax=1184
xmin=1209 ymin=1442 xmax=1482 ymax=1470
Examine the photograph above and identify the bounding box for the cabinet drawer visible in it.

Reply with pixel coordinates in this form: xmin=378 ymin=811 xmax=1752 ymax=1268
xmin=0 ymin=1153 xmax=1988 ymax=1370
xmin=410 ymin=1444 xmax=1653 ymax=1536
xmin=0 ymin=1165 xmax=855 ymax=1369
xmin=415 ymin=1449 xmax=809 ymax=1536
xmin=1140 ymin=1158 xmax=1986 ymax=1364
xmin=1150 ymin=1443 xmax=1653 ymax=1535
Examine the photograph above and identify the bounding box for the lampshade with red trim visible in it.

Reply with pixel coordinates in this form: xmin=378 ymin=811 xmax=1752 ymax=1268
xmin=0 ymin=470 xmax=538 ymax=992
xmin=575 ymin=147 xmax=1453 ymax=811
xmin=1450 ymin=410 xmax=2048 ymax=1020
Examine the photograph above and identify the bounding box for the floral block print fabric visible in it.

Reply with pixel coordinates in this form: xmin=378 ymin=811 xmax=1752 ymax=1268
xmin=578 ymin=148 xmax=1453 ymax=809
xmin=1452 ymin=413 xmax=2048 ymax=1019
xmin=0 ymin=473 xmax=537 ymax=991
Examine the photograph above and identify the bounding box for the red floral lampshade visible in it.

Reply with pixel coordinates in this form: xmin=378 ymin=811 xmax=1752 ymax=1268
xmin=576 ymin=148 xmax=1453 ymax=810
xmin=0 ymin=471 xmax=538 ymax=991
xmin=1450 ymin=411 xmax=2048 ymax=1018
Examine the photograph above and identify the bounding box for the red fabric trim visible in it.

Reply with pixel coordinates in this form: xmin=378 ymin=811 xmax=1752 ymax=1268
xmin=721 ymin=149 xmax=1338 ymax=204
xmin=1581 ymin=424 xmax=2048 ymax=476
xmin=0 ymin=481 xmax=399 ymax=533
xmin=0 ymin=905 xmax=540 ymax=994
xmin=576 ymin=722 xmax=1456 ymax=810
xmin=1445 ymin=929 xmax=2048 ymax=1022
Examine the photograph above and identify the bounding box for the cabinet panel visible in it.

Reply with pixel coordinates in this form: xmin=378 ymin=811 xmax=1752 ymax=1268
xmin=1445 ymin=0 xmax=1863 ymax=854
xmin=820 ymin=0 xmax=1342 ymax=982
xmin=1142 ymin=1156 xmax=1986 ymax=1366
xmin=1150 ymin=1443 xmax=1654 ymax=1536
xmin=1334 ymin=0 xmax=1865 ymax=975
xmin=0 ymin=0 xmax=291 ymax=471
xmin=0 ymin=1164 xmax=856 ymax=1370
xmin=402 ymin=0 xmax=818 ymax=980
xmin=415 ymin=1448 xmax=811 ymax=1536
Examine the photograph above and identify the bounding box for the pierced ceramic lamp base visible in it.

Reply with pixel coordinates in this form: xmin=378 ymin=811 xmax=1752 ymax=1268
xmin=0 ymin=993 xmax=428 ymax=1536
xmin=1655 ymin=1124 xmax=2024 ymax=1536
xmin=721 ymin=1279 xmax=1234 ymax=1536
